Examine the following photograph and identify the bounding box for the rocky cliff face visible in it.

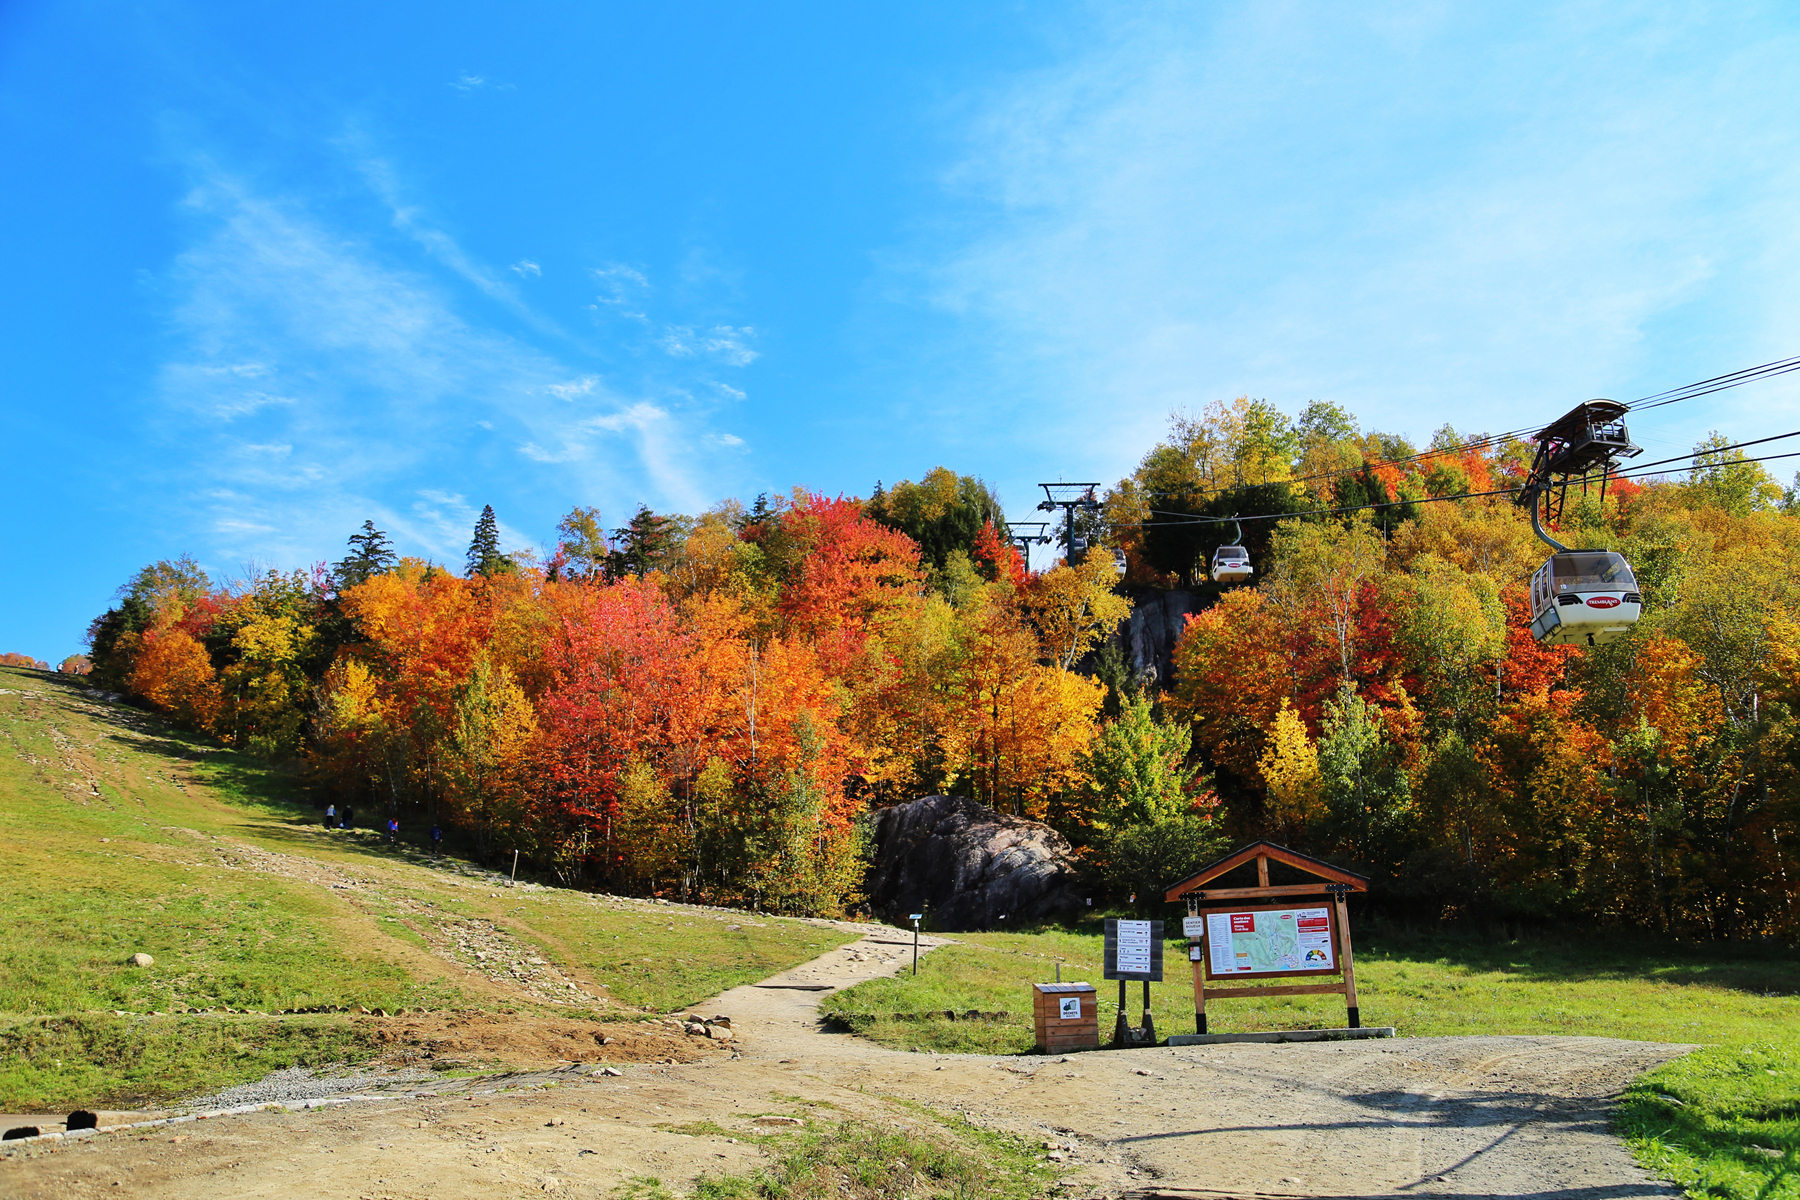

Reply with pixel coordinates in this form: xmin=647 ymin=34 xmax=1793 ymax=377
xmin=866 ymin=795 xmax=1087 ymax=932
xmin=1104 ymin=586 xmax=1207 ymax=687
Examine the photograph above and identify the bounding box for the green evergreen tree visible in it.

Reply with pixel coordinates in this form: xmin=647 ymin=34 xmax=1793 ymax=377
xmin=607 ymin=506 xmax=676 ymax=578
xmin=333 ymin=520 xmax=397 ymax=590
xmin=466 ymin=504 xmax=509 ymax=577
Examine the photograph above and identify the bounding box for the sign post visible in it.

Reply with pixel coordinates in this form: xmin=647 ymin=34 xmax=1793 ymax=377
xmin=1103 ymin=918 xmax=1163 ymax=1047
xmin=1164 ymin=841 xmax=1380 ymax=1041
xmin=909 ymin=913 xmax=922 ymax=977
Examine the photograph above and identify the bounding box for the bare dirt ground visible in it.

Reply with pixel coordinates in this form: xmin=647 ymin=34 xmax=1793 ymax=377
xmin=0 ymin=929 xmax=1689 ymax=1200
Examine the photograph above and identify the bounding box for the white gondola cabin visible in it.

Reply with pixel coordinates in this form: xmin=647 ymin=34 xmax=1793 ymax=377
xmin=1211 ymin=545 xmax=1254 ymax=585
xmin=1528 ymin=551 xmax=1642 ymax=647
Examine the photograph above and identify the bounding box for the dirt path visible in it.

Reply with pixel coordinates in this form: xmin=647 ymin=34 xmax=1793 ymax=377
xmin=1 ymin=933 xmax=1687 ymax=1199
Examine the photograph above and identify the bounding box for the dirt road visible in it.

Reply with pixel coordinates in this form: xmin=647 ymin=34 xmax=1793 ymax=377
xmin=1 ymin=932 xmax=1687 ymax=1199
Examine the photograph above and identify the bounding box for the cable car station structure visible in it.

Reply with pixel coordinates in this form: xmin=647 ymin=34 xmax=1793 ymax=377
xmin=1515 ymin=400 xmax=1646 ymax=648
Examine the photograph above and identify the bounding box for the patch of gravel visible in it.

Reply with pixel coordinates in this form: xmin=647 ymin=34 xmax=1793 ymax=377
xmin=177 ymin=1065 xmax=436 ymax=1112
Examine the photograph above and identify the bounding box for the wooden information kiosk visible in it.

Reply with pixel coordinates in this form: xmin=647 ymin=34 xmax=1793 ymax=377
xmin=1164 ymin=841 xmax=1370 ymax=1036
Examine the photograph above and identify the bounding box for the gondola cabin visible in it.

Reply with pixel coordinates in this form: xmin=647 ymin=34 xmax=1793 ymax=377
xmin=1528 ymin=551 xmax=1642 ymax=647
xmin=1211 ymin=545 xmax=1254 ymax=585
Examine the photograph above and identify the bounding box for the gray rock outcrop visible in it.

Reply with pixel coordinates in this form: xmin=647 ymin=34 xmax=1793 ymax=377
xmin=866 ymin=795 xmax=1087 ymax=932
xmin=1115 ymin=586 xmax=1205 ymax=686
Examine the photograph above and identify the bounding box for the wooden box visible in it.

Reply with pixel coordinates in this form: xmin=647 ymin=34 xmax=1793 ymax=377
xmin=1033 ymin=983 xmax=1099 ymax=1052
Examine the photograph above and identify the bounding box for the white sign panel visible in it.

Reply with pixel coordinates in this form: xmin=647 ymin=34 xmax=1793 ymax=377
xmin=1205 ymin=907 xmax=1334 ymax=976
xmin=1115 ymin=919 xmax=1153 ymax=974
xmin=1058 ymin=996 xmax=1082 ymax=1020
xmin=1182 ymin=915 xmax=1206 ymax=938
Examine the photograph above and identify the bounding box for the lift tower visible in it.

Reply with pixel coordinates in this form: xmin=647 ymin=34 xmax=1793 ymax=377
xmin=1036 ymin=484 xmax=1102 ymax=565
xmin=1005 ymin=521 xmax=1052 ymax=571
xmin=1513 ymin=401 xmax=1643 ymax=551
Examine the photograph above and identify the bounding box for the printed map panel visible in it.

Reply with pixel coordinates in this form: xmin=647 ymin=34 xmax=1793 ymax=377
xmin=1204 ymin=906 xmax=1335 ymax=978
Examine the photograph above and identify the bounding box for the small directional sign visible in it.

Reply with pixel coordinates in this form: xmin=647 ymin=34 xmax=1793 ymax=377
xmin=1103 ymin=918 xmax=1164 ymax=981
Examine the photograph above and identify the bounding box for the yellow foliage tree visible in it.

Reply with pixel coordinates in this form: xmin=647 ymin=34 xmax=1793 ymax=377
xmin=615 ymin=759 xmax=692 ymax=892
xmin=1024 ymin=556 xmax=1133 ymax=671
xmin=445 ymin=652 xmax=538 ymax=852
xmin=1259 ymin=700 xmax=1323 ymax=835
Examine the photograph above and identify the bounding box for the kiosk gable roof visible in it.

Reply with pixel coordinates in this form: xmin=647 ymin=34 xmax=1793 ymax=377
xmin=1164 ymin=840 xmax=1369 ymax=901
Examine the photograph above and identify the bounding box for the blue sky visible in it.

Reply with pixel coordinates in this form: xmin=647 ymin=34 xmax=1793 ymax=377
xmin=4 ymin=1 xmax=1799 ymax=661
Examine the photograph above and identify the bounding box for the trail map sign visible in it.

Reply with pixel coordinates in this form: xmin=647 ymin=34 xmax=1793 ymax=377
xmin=1203 ymin=905 xmax=1336 ymax=978
xmin=1164 ymin=841 xmax=1371 ymax=1035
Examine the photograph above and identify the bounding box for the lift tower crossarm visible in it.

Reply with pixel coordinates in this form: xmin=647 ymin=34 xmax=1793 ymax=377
xmin=1005 ymin=521 xmax=1052 ymax=571
xmin=1036 ymin=484 xmax=1102 ymax=566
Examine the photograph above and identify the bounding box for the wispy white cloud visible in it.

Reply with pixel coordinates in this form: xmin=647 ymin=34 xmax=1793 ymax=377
xmin=546 ymin=375 xmax=598 ymax=400
xmin=591 ymin=263 xmax=649 ymax=310
xmin=152 ymin=159 xmax=747 ymax=566
xmin=916 ymin=2 xmax=1800 ymax=483
xmin=658 ymin=324 xmax=759 ymax=365
xmin=511 ymin=260 xmax=541 ymax=277
xmin=450 ymin=73 xmax=514 ymax=94
xmin=345 ymin=143 xmax=568 ymax=339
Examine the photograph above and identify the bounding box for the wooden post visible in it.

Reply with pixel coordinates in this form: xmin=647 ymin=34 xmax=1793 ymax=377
xmin=1257 ymin=854 xmax=1270 ymax=889
xmin=1191 ymin=939 xmax=1208 ymax=1034
xmin=1332 ymin=886 xmax=1360 ymax=1029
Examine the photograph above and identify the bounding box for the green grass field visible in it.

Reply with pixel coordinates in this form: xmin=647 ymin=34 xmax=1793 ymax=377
xmin=0 ymin=667 xmax=855 ymax=1109
xmin=820 ymin=921 xmax=1800 ymax=1198
xmin=613 ymin=1097 xmax=1052 ymax=1200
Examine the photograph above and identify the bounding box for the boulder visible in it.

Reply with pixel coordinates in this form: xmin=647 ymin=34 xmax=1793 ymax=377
xmin=866 ymin=795 xmax=1086 ymax=932
xmin=128 ymin=953 xmax=154 ymax=968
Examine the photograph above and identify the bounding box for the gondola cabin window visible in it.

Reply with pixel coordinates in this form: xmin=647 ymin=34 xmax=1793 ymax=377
xmin=1552 ymin=553 xmax=1637 ymax=592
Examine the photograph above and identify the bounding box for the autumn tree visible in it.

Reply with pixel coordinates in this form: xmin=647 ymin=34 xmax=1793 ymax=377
xmin=126 ymin=624 xmax=221 ymax=729
xmin=865 ymin=468 xmax=1006 ymax=574
xmin=1265 ymin=518 xmax=1386 ymax=683
xmin=445 ymin=651 xmax=538 ymax=854
xmin=86 ymin=555 xmax=212 ymax=690
xmin=1023 ymin=556 xmax=1133 ymax=671
xmin=1259 ymin=700 xmax=1323 ymax=838
xmin=1083 ymin=693 xmax=1200 ymax=829
xmin=554 ymin=506 xmax=609 ymax=581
